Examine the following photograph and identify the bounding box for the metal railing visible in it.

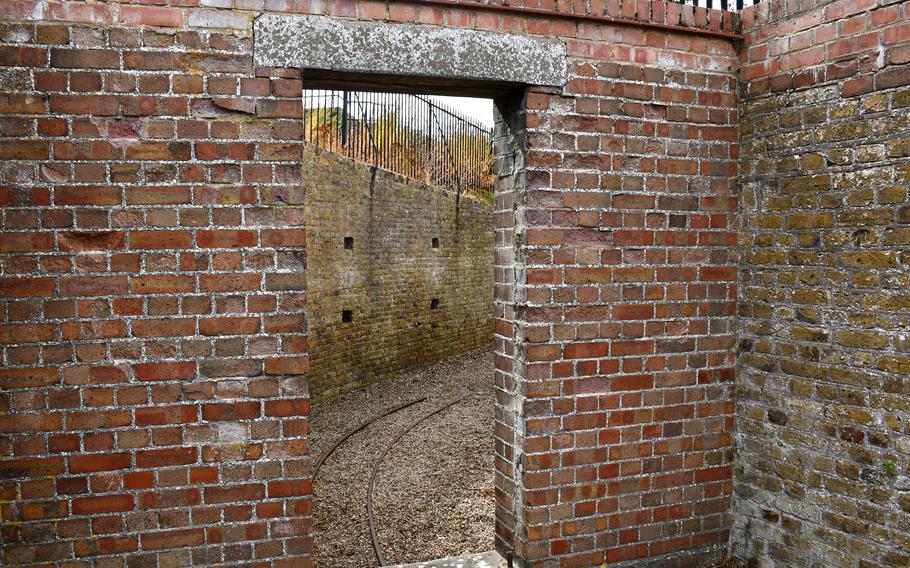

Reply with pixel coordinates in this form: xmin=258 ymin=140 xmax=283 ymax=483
xmin=682 ymin=0 xmax=763 ymax=9
xmin=303 ymin=90 xmax=494 ymax=202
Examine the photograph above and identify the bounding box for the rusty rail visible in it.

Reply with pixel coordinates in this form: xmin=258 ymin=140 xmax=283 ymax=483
xmin=313 ymin=397 xmax=427 ymax=477
xmin=366 ymin=396 xmax=468 ymax=566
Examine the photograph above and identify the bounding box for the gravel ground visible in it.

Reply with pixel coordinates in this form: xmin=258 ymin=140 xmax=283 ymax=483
xmin=311 ymin=347 xmax=495 ymax=568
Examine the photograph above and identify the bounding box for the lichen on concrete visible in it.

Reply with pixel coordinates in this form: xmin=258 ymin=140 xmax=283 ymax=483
xmin=254 ymin=14 xmax=567 ymax=87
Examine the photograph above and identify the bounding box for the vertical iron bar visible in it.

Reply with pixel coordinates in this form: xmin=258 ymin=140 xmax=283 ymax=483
xmin=355 ymin=92 xmax=361 ymax=161
xmin=455 ymin=114 xmax=460 ymax=193
xmin=396 ymin=93 xmax=400 ymax=175
xmin=410 ymin=95 xmax=415 ymax=179
xmin=341 ymin=91 xmax=348 ymax=148
xmin=361 ymin=91 xmax=366 ymax=163
xmin=449 ymin=109 xmax=453 ymax=192
xmin=377 ymin=91 xmax=382 ymax=170
xmin=459 ymin=115 xmax=464 ymax=193
xmin=376 ymin=92 xmax=382 ymax=170
xmin=362 ymin=92 xmax=367 ymax=165
xmin=404 ymin=93 xmax=414 ymax=177
xmin=394 ymin=93 xmax=398 ymax=175
xmin=369 ymin=90 xmax=373 ymax=165
xmin=362 ymin=91 xmax=366 ymax=162
xmin=384 ymin=92 xmax=388 ymax=172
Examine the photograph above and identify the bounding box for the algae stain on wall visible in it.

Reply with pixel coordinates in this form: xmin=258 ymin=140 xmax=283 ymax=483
xmin=303 ymin=144 xmax=494 ymax=400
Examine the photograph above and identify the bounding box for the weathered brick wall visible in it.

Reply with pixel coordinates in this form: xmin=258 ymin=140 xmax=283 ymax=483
xmin=0 ymin=1 xmax=741 ymax=566
xmin=734 ymin=1 xmax=910 ymax=566
xmin=0 ymin=10 xmax=313 ymax=568
xmin=518 ymin=35 xmax=739 ymax=566
xmin=303 ymin=145 xmax=493 ymax=400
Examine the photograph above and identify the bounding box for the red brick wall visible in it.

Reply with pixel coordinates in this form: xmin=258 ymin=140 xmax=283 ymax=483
xmin=0 ymin=10 xmax=313 ymax=567
xmin=735 ymin=0 xmax=910 ymax=566
xmin=0 ymin=1 xmax=739 ymax=566
xmin=517 ymin=31 xmax=738 ymax=568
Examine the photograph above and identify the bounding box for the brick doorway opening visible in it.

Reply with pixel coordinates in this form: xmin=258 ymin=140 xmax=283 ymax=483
xmin=300 ymin=86 xmax=499 ymax=565
xmin=301 ymin=83 xmax=520 ymax=567
xmin=254 ymin=12 xmax=567 ymax=565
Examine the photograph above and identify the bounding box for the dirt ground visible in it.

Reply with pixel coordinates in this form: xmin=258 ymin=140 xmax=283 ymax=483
xmin=310 ymin=347 xmax=495 ymax=568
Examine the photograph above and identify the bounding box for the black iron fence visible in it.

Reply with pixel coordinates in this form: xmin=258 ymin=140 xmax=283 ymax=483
xmin=303 ymin=90 xmax=494 ymax=201
xmin=684 ymin=0 xmax=762 ymax=9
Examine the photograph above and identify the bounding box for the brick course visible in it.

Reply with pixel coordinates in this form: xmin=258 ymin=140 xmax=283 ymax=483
xmin=512 ymin=26 xmax=739 ymax=564
xmin=0 ymin=8 xmax=312 ymax=567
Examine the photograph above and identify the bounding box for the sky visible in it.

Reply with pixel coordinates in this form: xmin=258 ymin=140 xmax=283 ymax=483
xmin=430 ymin=96 xmax=495 ymax=129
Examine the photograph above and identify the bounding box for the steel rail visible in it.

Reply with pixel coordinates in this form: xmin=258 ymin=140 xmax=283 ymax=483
xmin=312 ymin=397 xmax=428 ymax=477
xmin=366 ymin=396 xmax=468 ymax=566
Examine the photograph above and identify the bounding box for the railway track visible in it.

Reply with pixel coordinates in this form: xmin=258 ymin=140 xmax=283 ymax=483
xmin=313 ymin=394 xmax=475 ymax=566
xmin=312 ymin=397 xmax=427 ymax=477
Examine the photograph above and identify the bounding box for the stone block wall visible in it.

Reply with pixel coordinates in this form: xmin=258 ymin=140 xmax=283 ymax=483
xmin=303 ymin=145 xmax=493 ymax=400
xmin=735 ymin=0 xmax=910 ymax=566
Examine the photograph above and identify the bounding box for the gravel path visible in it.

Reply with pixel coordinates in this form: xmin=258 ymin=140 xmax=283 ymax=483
xmin=311 ymin=347 xmax=495 ymax=568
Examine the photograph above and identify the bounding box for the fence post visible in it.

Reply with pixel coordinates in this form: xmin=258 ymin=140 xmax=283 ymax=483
xmin=341 ymin=91 xmax=349 ymax=148
xmin=427 ymin=106 xmax=434 ymax=186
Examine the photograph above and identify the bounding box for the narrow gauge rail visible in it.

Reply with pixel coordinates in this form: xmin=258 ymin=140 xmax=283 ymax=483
xmin=312 ymin=393 xmax=482 ymax=566
xmin=366 ymin=396 xmax=469 ymax=566
xmin=312 ymin=397 xmax=427 ymax=477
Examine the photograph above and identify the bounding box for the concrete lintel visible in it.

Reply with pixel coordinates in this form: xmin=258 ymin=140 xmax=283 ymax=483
xmin=254 ymin=14 xmax=567 ymax=88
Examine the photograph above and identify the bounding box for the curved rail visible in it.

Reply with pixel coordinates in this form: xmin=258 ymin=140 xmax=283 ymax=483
xmin=366 ymin=396 xmax=467 ymax=566
xmin=313 ymin=397 xmax=427 ymax=478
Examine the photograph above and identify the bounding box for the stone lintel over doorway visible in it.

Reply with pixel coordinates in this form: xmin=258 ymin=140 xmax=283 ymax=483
xmin=253 ymin=13 xmax=568 ymax=89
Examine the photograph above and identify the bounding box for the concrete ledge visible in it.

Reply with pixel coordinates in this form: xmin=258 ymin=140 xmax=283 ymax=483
xmin=254 ymin=14 xmax=567 ymax=87
xmin=607 ymin=544 xmax=729 ymax=568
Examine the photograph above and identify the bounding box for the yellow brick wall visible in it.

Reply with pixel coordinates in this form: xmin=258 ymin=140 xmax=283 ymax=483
xmin=304 ymin=145 xmax=494 ymax=400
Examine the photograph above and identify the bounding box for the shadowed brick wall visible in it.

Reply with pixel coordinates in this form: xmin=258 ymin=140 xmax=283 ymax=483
xmin=303 ymin=145 xmax=493 ymax=400
xmin=734 ymin=1 xmax=910 ymax=566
